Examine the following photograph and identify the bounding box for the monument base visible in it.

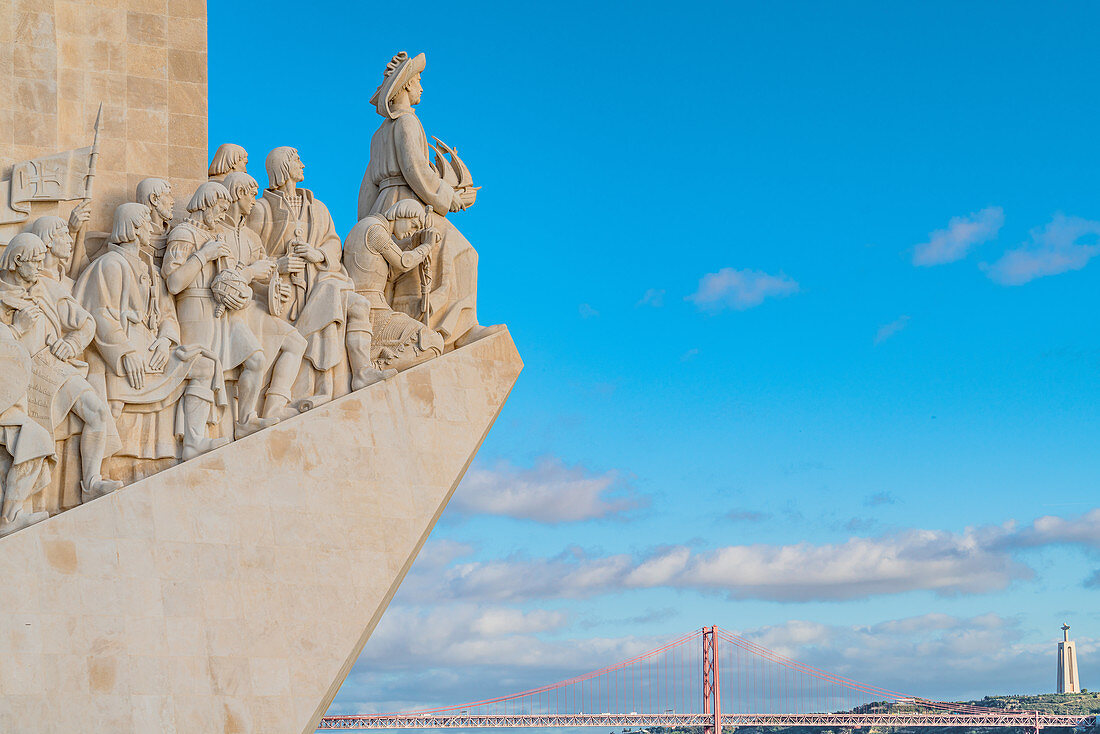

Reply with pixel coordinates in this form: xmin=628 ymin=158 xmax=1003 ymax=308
xmin=0 ymin=329 xmax=522 ymax=734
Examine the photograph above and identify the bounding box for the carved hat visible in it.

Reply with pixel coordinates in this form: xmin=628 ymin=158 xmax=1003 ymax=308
xmin=370 ymin=52 xmax=426 ymax=119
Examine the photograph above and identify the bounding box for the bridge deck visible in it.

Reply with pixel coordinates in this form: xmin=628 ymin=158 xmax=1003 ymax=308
xmin=318 ymin=712 xmax=1096 ymax=729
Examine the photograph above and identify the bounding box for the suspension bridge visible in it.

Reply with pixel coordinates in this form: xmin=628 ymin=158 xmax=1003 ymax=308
xmin=319 ymin=626 xmax=1096 ymax=732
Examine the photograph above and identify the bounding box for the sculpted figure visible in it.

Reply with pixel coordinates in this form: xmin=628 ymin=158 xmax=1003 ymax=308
xmin=29 ymin=216 xmax=123 ymax=511
xmin=135 ymin=177 xmax=175 ymax=267
xmin=0 ymin=233 xmax=121 ymax=505
xmin=358 ymin=51 xmax=502 ymax=350
xmin=248 ymin=146 xmax=386 ymax=403
xmin=213 ymin=172 xmax=309 ymax=429
xmin=162 ymin=182 xmax=285 ymax=438
xmin=209 ymin=143 xmax=248 ymax=182
xmin=0 ymin=323 xmax=54 ymax=536
xmin=343 ymin=199 xmax=444 ymax=371
xmin=74 ymin=203 xmax=227 ymax=467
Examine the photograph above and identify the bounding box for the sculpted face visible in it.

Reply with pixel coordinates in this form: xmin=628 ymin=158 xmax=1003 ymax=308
xmin=235 ymin=155 xmax=248 ymax=173
xmin=48 ymin=226 xmax=73 ymax=261
xmin=14 ymin=250 xmax=44 ymax=285
xmin=236 ymin=186 xmax=257 ymax=217
xmin=288 ymin=153 xmax=305 ymax=183
xmin=407 ymin=75 xmax=423 ymax=105
xmin=392 ymin=217 xmax=420 ymax=242
xmin=134 ymin=212 xmax=153 ymax=248
xmin=152 ymin=188 xmax=174 ymax=224
xmin=203 ymin=199 xmax=229 ymax=228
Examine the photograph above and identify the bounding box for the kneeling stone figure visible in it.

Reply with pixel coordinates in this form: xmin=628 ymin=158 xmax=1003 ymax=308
xmin=343 ymin=199 xmax=444 ymax=372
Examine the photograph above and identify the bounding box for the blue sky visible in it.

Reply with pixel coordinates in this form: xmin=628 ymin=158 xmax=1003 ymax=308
xmin=210 ymin=0 xmax=1099 ymax=714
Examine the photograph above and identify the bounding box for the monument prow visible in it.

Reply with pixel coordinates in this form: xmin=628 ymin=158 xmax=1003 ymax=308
xmin=0 ymin=329 xmax=523 ymax=733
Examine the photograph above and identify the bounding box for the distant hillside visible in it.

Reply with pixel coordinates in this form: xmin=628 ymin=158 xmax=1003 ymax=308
xmin=645 ymin=692 xmax=1100 ymax=734
xmin=955 ymin=692 xmax=1100 ymax=716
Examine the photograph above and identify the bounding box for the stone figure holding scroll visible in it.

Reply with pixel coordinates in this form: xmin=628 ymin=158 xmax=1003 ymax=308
xmin=358 ymin=51 xmax=501 ymax=350
xmin=248 ymin=146 xmax=386 ymax=402
xmin=343 ymin=198 xmax=444 ymax=371
xmin=0 ymin=233 xmax=121 ymax=504
xmin=74 ymin=203 xmax=227 ymax=469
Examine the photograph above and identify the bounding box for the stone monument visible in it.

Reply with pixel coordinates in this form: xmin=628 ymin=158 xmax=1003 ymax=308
xmin=0 ymin=3 xmax=519 ymax=731
xmin=1058 ymin=622 xmax=1081 ymax=694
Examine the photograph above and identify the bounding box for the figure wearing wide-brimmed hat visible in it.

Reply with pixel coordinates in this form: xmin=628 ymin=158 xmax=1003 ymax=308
xmin=356 ymin=51 xmax=502 ymax=350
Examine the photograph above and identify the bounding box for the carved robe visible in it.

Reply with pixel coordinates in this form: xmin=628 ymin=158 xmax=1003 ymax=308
xmin=247 ymin=187 xmax=356 ymax=373
xmin=357 ymin=110 xmax=479 ymax=346
xmin=74 ymin=244 xmax=224 ymax=465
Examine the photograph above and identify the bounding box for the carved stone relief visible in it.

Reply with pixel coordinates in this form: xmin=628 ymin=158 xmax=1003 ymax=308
xmin=0 ymin=51 xmax=501 ymax=537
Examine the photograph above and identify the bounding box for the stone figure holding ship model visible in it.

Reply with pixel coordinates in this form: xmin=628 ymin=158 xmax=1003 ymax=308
xmin=358 ymin=51 xmax=502 ymax=350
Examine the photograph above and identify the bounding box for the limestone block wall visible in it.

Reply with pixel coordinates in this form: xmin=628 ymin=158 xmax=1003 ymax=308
xmin=0 ymin=0 xmax=208 ymax=238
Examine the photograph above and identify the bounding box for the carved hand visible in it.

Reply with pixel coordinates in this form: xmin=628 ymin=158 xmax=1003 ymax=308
xmin=222 ymin=289 xmax=249 ymax=311
xmin=451 ymin=187 xmax=477 ymax=212
xmin=199 ymin=238 xmax=232 ymax=262
xmin=121 ymin=352 xmax=145 ymax=390
xmin=276 ymin=280 xmax=293 ymax=301
xmin=277 ymin=254 xmax=306 ymax=274
xmin=148 ymin=337 xmax=171 ymax=371
xmin=420 ymin=227 xmax=443 ymax=249
xmin=252 ymin=259 xmax=278 ymax=280
xmin=49 ymin=338 xmax=76 ymax=362
xmin=68 ymin=200 xmax=91 ymax=234
xmin=293 ymin=242 xmax=325 ymax=264
xmin=13 ymin=305 xmax=42 ymax=335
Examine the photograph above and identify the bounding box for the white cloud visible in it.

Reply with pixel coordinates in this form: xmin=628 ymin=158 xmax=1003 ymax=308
xmin=450 ymin=458 xmax=642 ymax=523
xmin=578 ymin=303 xmax=599 ymax=318
xmin=912 ymin=207 xmax=1004 ymax=266
xmin=983 ymin=214 xmax=1100 ymax=285
xmin=409 ymin=509 xmax=1100 ymax=606
xmin=874 ymin=315 xmax=910 ymax=345
xmin=401 ymin=527 xmax=1030 ymax=604
xmin=1007 ymin=508 xmax=1100 ymax=548
xmin=688 ymin=268 xmax=799 ymax=312
xmin=636 ymin=288 xmax=665 ymax=307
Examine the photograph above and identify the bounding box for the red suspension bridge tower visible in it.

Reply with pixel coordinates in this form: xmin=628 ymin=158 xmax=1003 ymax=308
xmin=702 ymin=625 xmax=721 ymax=734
